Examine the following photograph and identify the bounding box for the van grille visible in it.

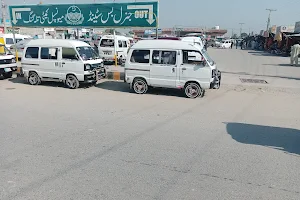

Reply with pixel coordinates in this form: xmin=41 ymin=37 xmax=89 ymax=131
xmin=0 ymin=59 xmax=12 ymax=64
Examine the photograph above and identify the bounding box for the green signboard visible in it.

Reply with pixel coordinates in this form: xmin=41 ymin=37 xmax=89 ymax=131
xmin=9 ymin=1 xmax=158 ymax=28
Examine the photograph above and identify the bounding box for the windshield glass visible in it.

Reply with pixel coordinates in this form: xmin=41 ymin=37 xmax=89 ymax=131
xmin=0 ymin=45 xmax=13 ymax=55
xmin=76 ymin=46 xmax=99 ymax=61
xmin=100 ymin=39 xmax=114 ymax=47
xmin=201 ymin=49 xmax=214 ymax=66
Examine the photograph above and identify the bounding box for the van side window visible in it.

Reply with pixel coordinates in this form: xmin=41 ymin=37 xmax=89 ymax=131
xmin=41 ymin=47 xmax=58 ymax=60
xmin=118 ymin=40 xmax=122 ymax=48
xmin=122 ymin=41 xmax=127 ymax=48
xmin=25 ymin=47 xmax=39 ymax=59
xmin=6 ymin=38 xmax=14 ymax=45
xmin=62 ymin=47 xmax=78 ymax=60
xmin=152 ymin=50 xmax=176 ymax=65
xmin=183 ymin=50 xmax=202 ymax=64
xmin=130 ymin=50 xmax=150 ymax=63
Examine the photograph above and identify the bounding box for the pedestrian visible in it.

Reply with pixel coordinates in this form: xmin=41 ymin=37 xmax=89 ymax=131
xmin=236 ymin=40 xmax=238 ymax=49
xmin=290 ymin=42 xmax=300 ymax=66
xmin=240 ymin=41 xmax=243 ymax=49
xmin=231 ymin=41 xmax=233 ymax=49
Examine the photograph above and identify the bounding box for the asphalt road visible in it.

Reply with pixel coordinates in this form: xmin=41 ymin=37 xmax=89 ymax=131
xmin=1 ymin=48 xmax=300 ymax=200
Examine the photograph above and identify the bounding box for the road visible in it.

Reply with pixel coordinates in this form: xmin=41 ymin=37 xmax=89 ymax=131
xmin=1 ymin=48 xmax=300 ymax=200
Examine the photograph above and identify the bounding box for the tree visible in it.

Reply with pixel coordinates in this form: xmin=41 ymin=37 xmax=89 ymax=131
xmin=241 ymin=33 xmax=248 ymax=38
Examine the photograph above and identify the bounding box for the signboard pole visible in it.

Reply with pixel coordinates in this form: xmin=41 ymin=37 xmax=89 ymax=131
xmin=114 ymin=29 xmax=117 ymax=66
xmin=12 ymin=27 xmax=20 ymax=75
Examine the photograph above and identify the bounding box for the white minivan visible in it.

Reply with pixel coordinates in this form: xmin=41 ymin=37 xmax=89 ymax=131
xmin=0 ymin=43 xmax=17 ymax=78
xmin=219 ymin=40 xmax=232 ymax=48
xmin=22 ymin=39 xmax=104 ymax=89
xmin=181 ymin=36 xmax=204 ymax=49
xmin=0 ymin=34 xmax=31 ymax=48
xmin=98 ymin=35 xmax=130 ymax=63
xmin=124 ymin=40 xmax=221 ymax=98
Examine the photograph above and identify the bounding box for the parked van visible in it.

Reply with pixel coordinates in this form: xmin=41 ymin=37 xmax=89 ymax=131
xmin=124 ymin=40 xmax=221 ymax=98
xmin=181 ymin=37 xmax=204 ymax=48
xmin=0 ymin=34 xmax=31 ymax=48
xmin=0 ymin=43 xmax=17 ymax=78
xmin=98 ymin=35 xmax=130 ymax=63
xmin=22 ymin=39 xmax=104 ymax=89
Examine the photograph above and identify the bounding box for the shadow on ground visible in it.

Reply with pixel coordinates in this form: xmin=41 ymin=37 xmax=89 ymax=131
xmin=263 ymin=63 xmax=299 ymax=67
xmin=8 ymin=76 xmax=94 ymax=89
xmin=222 ymin=71 xmax=300 ymax=81
xmin=226 ymin=122 xmax=300 ymax=155
xmin=96 ymin=81 xmax=186 ymax=98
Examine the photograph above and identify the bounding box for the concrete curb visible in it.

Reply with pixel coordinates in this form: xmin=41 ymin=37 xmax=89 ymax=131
xmin=106 ymin=71 xmax=125 ymax=81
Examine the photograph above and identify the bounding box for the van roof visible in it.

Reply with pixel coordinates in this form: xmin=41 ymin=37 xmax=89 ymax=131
xmin=26 ymin=39 xmax=90 ymax=48
xmin=101 ymin=35 xmax=129 ymax=40
xmin=131 ymin=40 xmax=199 ymax=50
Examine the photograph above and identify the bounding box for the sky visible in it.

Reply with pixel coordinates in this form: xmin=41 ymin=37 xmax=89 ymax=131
xmin=6 ymin=0 xmax=300 ymax=34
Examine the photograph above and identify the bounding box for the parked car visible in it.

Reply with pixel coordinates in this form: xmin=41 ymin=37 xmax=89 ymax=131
xmin=0 ymin=34 xmax=31 ymax=48
xmin=0 ymin=44 xmax=17 ymax=78
xmin=124 ymin=40 xmax=221 ymax=98
xmin=9 ymin=38 xmax=32 ymax=60
xmin=219 ymin=40 xmax=232 ymax=48
xmin=22 ymin=39 xmax=104 ymax=89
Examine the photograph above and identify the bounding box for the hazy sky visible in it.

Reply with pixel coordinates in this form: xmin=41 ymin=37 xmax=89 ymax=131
xmin=7 ymin=0 xmax=300 ymax=34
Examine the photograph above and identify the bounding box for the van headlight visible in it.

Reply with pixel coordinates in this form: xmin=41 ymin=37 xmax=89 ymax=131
xmin=11 ymin=58 xmax=16 ymax=63
xmin=84 ymin=64 xmax=91 ymax=71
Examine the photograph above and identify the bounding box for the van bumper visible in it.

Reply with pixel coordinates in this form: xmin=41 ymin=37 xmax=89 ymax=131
xmin=210 ymin=70 xmax=221 ymax=89
xmin=0 ymin=63 xmax=18 ymax=73
xmin=84 ymin=72 xmax=97 ymax=83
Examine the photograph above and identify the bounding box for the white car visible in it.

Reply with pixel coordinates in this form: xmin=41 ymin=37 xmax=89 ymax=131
xmin=219 ymin=40 xmax=232 ymax=49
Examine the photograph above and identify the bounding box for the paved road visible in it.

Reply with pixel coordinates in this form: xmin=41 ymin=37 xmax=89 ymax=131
xmin=1 ymin=49 xmax=300 ymax=200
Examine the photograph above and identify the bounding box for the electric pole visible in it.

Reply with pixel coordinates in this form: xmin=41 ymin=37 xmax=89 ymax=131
xmin=1 ymin=0 xmax=6 ymax=34
xmin=266 ymin=9 xmax=277 ymax=32
xmin=239 ymin=23 xmax=245 ymax=38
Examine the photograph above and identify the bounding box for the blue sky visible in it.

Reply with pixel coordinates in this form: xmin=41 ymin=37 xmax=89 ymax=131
xmin=7 ymin=0 xmax=299 ymax=34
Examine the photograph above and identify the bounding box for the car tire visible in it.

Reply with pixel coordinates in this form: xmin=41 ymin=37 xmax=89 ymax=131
xmin=65 ymin=74 xmax=79 ymax=89
xmin=184 ymin=82 xmax=202 ymax=98
xmin=28 ymin=72 xmax=41 ymax=85
xmin=133 ymin=78 xmax=148 ymax=94
xmin=3 ymin=71 xmax=13 ymax=79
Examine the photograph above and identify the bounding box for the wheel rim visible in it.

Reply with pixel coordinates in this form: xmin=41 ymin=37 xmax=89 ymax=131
xmin=134 ymin=80 xmax=146 ymax=94
xmin=66 ymin=76 xmax=76 ymax=88
xmin=185 ymin=84 xmax=200 ymax=98
xmin=29 ymin=74 xmax=38 ymax=84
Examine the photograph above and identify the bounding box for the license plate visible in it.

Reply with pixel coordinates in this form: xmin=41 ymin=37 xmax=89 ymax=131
xmin=4 ymin=68 xmax=12 ymax=72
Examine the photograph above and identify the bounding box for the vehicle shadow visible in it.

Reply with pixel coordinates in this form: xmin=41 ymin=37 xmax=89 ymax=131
xmin=8 ymin=76 xmax=93 ymax=89
xmin=226 ymin=122 xmax=300 ymax=155
xmin=263 ymin=63 xmax=299 ymax=67
xmin=96 ymin=81 xmax=186 ymax=98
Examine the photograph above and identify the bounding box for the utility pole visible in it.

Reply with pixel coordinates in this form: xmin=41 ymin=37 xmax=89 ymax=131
xmin=239 ymin=23 xmax=245 ymax=38
xmin=1 ymin=0 xmax=6 ymax=34
xmin=266 ymin=9 xmax=277 ymax=33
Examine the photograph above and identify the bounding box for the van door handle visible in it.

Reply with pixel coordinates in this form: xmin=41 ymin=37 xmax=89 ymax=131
xmin=62 ymin=62 xmax=65 ymax=64
xmin=182 ymin=67 xmax=187 ymax=70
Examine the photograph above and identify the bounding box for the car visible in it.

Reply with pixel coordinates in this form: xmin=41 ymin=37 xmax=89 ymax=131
xmin=219 ymin=40 xmax=232 ymax=49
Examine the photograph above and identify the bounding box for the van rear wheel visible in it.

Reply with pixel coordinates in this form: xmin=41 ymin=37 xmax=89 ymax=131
xmin=184 ymin=82 xmax=202 ymax=98
xmin=65 ymin=74 xmax=79 ymax=89
xmin=28 ymin=72 xmax=41 ymax=85
xmin=133 ymin=78 xmax=148 ymax=94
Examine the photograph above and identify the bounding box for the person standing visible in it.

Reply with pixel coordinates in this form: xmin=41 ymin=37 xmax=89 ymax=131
xmin=240 ymin=41 xmax=243 ymax=49
xmin=236 ymin=40 xmax=238 ymax=49
xmin=231 ymin=41 xmax=233 ymax=49
xmin=290 ymin=42 xmax=300 ymax=66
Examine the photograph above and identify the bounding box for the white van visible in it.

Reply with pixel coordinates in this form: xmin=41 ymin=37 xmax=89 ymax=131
xmin=0 ymin=34 xmax=31 ymax=48
xmin=98 ymin=35 xmax=130 ymax=63
xmin=0 ymin=43 xmax=17 ymax=78
xmin=124 ymin=40 xmax=221 ymax=98
xmin=219 ymin=40 xmax=232 ymax=48
xmin=181 ymin=37 xmax=204 ymax=48
xmin=22 ymin=39 xmax=104 ymax=89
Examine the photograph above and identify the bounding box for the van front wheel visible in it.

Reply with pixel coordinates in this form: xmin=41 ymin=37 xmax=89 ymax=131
xmin=65 ymin=75 xmax=79 ymax=89
xmin=28 ymin=72 xmax=41 ymax=85
xmin=184 ymin=82 xmax=202 ymax=98
xmin=133 ymin=78 xmax=148 ymax=94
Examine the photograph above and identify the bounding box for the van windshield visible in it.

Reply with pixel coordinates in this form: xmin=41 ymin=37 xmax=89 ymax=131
xmin=100 ymin=39 xmax=114 ymax=47
xmin=201 ymin=49 xmax=214 ymax=66
xmin=76 ymin=46 xmax=99 ymax=61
